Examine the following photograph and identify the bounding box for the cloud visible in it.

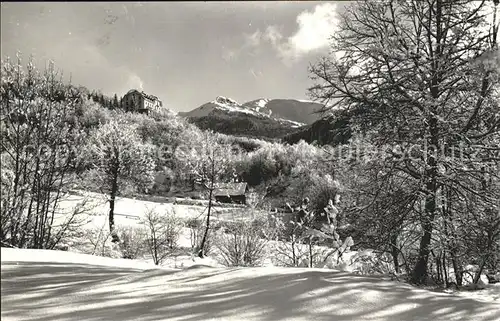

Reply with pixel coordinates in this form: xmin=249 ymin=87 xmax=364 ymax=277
xmin=284 ymin=3 xmax=339 ymax=58
xmin=245 ymin=30 xmax=263 ymax=48
xmin=48 ymin=40 xmax=145 ymax=95
xmin=262 ymin=25 xmax=283 ymax=46
xmin=221 ymin=48 xmax=237 ymax=62
xmin=81 ymin=45 xmax=144 ymax=94
xmin=127 ymin=73 xmax=144 ymax=91
xmin=221 ymin=28 xmax=267 ymax=61
xmin=235 ymin=3 xmax=339 ymax=65
xmin=244 ymin=26 xmax=284 ymax=48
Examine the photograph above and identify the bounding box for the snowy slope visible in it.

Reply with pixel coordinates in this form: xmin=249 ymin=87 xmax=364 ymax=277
xmin=241 ymin=98 xmax=273 ymax=116
xmin=180 ymin=96 xmax=267 ymax=118
xmin=2 ymin=248 xmax=500 ymax=321
xmin=263 ymin=99 xmax=323 ymax=125
xmin=181 ymin=96 xmax=321 ymax=128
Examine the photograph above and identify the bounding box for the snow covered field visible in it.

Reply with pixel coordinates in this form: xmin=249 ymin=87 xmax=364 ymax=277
xmin=58 ymin=190 xmax=262 ymax=229
xmin=2 ymin=248 xmax=500 ymax=321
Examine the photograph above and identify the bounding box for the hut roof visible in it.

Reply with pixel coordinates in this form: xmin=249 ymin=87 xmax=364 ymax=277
xmin=214 ymin=182 xmax=248 ymax=197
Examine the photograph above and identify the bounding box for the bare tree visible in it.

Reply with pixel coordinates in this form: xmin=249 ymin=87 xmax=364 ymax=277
xmin=309 ymin=0 xmax=499 ymax=284
xmin=180 ymin=131 xmax=239 ymax=258
xmin=141 ymin=208 xmax=183 ymax=265
xmin=1 ymin=54 xmax=88 ymax=249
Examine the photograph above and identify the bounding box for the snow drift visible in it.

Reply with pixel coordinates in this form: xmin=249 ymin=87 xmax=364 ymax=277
xmin=2 ymin=248 xmax=499 ymax=321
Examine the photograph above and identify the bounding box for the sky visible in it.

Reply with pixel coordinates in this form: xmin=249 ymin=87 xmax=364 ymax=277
xmin=1 ymin=2 xmax=347 ymax=112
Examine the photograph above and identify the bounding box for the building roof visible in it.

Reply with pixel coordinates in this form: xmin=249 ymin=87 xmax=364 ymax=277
xmin=126 ymin=89 xmax=161 ymax=102
xmin=214 ymin=182 xmax=248 ymax=197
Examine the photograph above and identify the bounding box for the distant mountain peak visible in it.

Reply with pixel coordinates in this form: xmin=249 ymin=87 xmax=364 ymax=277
xmin=214 ymin=96 xmax=240 ymax=106
xmin=178 ymin=96 xmax=326 ymax=139
xmin=255 ymin=99 xmax=270 ymax=108
xmin=241 ymin=98 xmax=272 ymax=116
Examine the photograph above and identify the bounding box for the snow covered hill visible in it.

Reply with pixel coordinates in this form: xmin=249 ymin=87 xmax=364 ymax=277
xmin=180 ymin=96 xmax=323 ymax=127
xmin=177 ymin=96 xmax=325 ymax=140
xmin=284 ymin=112 xmax=353 ymax=146
xmin=2 ymin=248 xmax=499 ymax=321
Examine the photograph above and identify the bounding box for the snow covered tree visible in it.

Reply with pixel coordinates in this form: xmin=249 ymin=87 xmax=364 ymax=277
xmin=0 ymin=54 xmax=88 ymax=249
xmin=179 ymin=131 xmax=240 ymax=258
xmin=85 ymin=118 xmax=156 ymax=242
xmin=309 ymin=0 xmax=499 ymax=284
xmin=297 ymin=197 xmax=353 ymax=268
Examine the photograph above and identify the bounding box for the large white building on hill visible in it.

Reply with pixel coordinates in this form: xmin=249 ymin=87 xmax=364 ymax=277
xmin=123 ymin=89 xmax=163 ymax=114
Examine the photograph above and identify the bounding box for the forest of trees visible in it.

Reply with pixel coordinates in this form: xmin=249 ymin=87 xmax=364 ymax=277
xmin=1 ymin=0 xmax=498 ymax=288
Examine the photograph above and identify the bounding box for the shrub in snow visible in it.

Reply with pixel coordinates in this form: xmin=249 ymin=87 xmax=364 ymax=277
xmin=0 ymin=57 xmax=93 ymax=250
xmin=54 ymin=244 xmax=70 ymax=251
xmin=463 ymin=279 xmax=487 ymax=291
xmin=215 ymin=219 xmax=268 ymax=267
xmin=72 ymin=224 xmax=122 ymax=258
xmin=141 ymin=208 xmax=183 ymax=265
xmin=268 ymin=197 xmax=355 ymax=269
xmin=299 ymin=200 xmax=354 ymax=268
xmin=187 ymin=217 xmax=218 ymax=256
xmin=116 ymin=226 xmax=148 ymax=259
xmin=486 ymin=272 xmax=500 ymax=284
xmin=350 ymin=250 xmax=396 ymax=275
xmin=268 ymin=214 xmax=309 ymax=267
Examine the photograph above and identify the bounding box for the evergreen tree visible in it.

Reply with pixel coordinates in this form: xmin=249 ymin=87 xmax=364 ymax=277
xmin=99 ymin=93 xmax=105 ymax=107
xmin=113 ymin=94 xmax=119 ymax=109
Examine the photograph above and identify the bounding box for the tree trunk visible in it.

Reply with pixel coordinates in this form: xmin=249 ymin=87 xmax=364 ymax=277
xmin=309 ymin=238 xmax=313 ymax=268
xmin=411 ymin=205 xmax=435 ymax=284
xmin=390 ymin=231 xmax=400 ymax=274
xmin=191 ymin=174 xmax=195 ymax=192
xmin=473 ymin=231 xmax=494 ymax=284
xmin=412 ymin=170 xmax=438 ymax=284
xmin=474 ymin=258 xmax=487 ymax=285
xmin=198 ymin=185 xmax=213 ymax=258
xmin=411 ymin=0 xmax=444 ymax=285
xmin=451 ymin=254 xmax=463 ymax=286
xmin=153 ymin=231 xmax=159 ymax=265
xmin=435 ymin=251 xmax=442 ymax=285
xmin=443 ymin=252 xmax=449 ymax=287
xmin=412 ymin=166 xmax=438 ymax=284
xmin=411 ymin=110 xmax=440 ymax=285
xmin=109 ymin=167 xmax=119 ymax=243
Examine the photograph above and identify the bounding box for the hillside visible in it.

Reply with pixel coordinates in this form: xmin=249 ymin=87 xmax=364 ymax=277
xmin=241 ymin=98 xmax=323 ymax=125
xmin=259 ymin=99 xmax=323 ymax=125
xmin=284 ymin=112 xmax=353 ymax=146
xmin=185 ymin=108 xmax=298 ymax=140
xmin=179 ymin=96 xmax=324 ymax=139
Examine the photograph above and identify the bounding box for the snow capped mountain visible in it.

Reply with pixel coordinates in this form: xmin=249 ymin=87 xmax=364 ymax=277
xmin=242 ymin=98 xmax=272 ymax=115
xmin=177 ymin=96 xmax=325 ymax=139
xmin=256 ymin=98 xmax=270 ymax=108
xmin=213 ymin=96 xmax=239 ymax=107
xmin=180 ymin=96 xmax=323 ymax=127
